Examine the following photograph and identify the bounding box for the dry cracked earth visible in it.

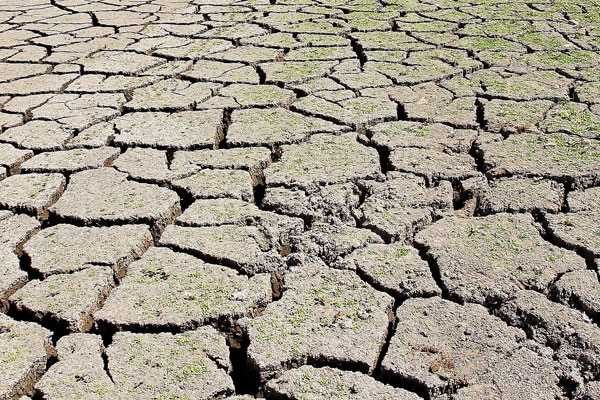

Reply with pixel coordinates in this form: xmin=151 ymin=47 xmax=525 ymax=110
xmin=1 ymin=0 xmax=600 ymax=399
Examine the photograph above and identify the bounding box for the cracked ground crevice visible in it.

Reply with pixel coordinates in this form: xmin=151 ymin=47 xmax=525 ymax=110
xmin=1 ymin=1 xmax=600 ymax=399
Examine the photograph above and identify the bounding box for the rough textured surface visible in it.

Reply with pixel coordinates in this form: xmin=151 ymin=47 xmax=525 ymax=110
xmin=415 ymin=214 xmax=586 ymax=306
xmin=23 ymin=224 xmax=152 ymax=278
xmin=36 ymin=328 xmax=234 ymax=399
xmin=50 ymin=168 xmax=180 ymax=234
xmin=382 ymin=297 xmax=565 ymax=399
xmin=0 ymin=315 xmax=54 ymax=400
xmin=244 ymin=265 xmax=393 ymax=381
xmin=10 ymin=267 xmax=114 ymax=333
xmin=95 ymin=247 xmax=271 ymax=331
xmin=1 ymin=1 xmax=600 ymax=398
xmin=265 ymin=366 xmax=421 ymax=400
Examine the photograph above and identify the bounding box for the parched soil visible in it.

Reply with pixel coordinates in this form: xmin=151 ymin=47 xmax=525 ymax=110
xmin=0 ymin=0 xmax=600 ymax=399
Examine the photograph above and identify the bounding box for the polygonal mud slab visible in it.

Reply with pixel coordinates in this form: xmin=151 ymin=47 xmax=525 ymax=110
xmin=389 ymin=147 xmax=479 ymax=183
xmin=50 ymin=168 xmax=180 ymax=234
xmin=244 ymin=264 xmax=394 ymax=381
xmin=291 ymin=222 xmax=383 ymax=264
xmin=0 ymin=314 xmax=54 ymax=400
xmin=415 ymin=213 xmax=586 ymax=305
xmin=262 ymin=183 xmax=361 ymax=226
xmin=112 ymin=147 xmax=175 ymax=183
xmin=113 ymin=110 xmax=223 ymax=150
xmin=0 ymin=173 xmax=65 ymax=218
xmin=171 ymin=147 xmax=271 ymax=178
xmin=183 ymin=60 xmax=259 ymax=84
xmin=265 ymin=134 xmax=380 ymax=189
xmin=171 ymin=169 xmax=255 ymax=202
xmin=10 ymin=266 xmax=114 ymax=333
xmin=381 ymin=297 xmax=564 ymax=399
xmin=215 ymin=83 xmax=296 ymax=107
xmin=107 ymin=328 xmax=234 ymax=398
xmin=477 ymin=178 xmax=564 ymax=215
xmin=356 ymin=175 xmax=453 ymax=242
xmin=482 ymin=99 xmax=553 ymax=134
xmin=480 ymin=133 xmax=600 ymax=187
xmin=265 ymin=366 xmax=421 ymax=400
xmin=342 ymin=243 xmax=441 ymax=300
xmin=34 ymin=334 xmax=116 ymax=400
xmin=95 ymin=247 xmax=271 ymax=331
xmin=551 ymin=270 xmax=600 ymax=321
xmin=543 ymin=212 xmax=600 ymax=259
xmin=369 ymin=121 xmax=476 ymax=153
xmin=176 ymin=198 xmax=304 ymax=245
xmin=78 ymin=51 xmax=164 ymax=74
xmin=0 ymin=248 xmax=26 ymax=301
xmin=260 ymin=61 xmax=338 ymax=84
xmin=124 ymin=79 xmax=218 ymax=110
xmin=0 ymin=143 xmax=33 ymax=174
xmin=23 ymin=224 xmax=152 ymax=278
xmin=0 ymin=211 xmax=39 ymax=253
xmin=37 ymin=328 xmax=235 ymax=399
xmin=387 ymin=83 xmax=477 ymax=128
xmin=0 ymin=121 xmax=73 ymax=151
xmin=159 ymin=224 xmax=287 ymax=275
xmin=291 ymin=94 xmax=397 ymax=126
xmin=498 ymin=290 xmax=600 ymax=380
xmin=568 ymin=187 xmax=600 ymax=213
xmin=227 ymin=108 xmax=344 ymax=146
xmin=575 ymin=381 xmax=600 ymax=400
xmin=541 ymin=102 xmax=600 ymax=140
xmin=19 ymin=147 xmax=120 ymax=174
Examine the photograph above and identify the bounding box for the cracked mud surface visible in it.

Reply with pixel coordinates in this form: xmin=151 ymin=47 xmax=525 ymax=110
xmin=0 ymin=0 xmax=599 ymax=399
